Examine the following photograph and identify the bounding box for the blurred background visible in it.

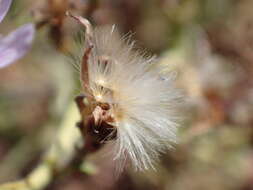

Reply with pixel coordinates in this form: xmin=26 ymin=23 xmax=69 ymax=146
xmin=0 ymin=0 xmax=253 ymax=189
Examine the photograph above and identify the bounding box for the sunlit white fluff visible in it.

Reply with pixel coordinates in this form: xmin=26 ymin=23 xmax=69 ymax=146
xmin=72 ymin=18 xmax=182 ymax=170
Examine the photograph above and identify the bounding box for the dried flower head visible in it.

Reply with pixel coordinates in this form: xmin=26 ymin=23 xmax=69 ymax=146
xmin=67 ymin=12 xmax=182 ymax=171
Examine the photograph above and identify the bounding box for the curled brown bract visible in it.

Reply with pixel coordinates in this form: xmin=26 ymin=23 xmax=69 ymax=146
xmin=66 ymin=11 xmax=94 ymax=93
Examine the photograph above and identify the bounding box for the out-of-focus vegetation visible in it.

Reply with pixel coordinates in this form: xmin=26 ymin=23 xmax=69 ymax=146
xmin=0 ymin=0 xmax=253 ymax=189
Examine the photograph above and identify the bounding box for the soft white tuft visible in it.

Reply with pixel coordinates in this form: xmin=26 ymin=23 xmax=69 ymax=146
xmin=67 ymin=13 xmax=181 ymax=170
xmin=75 ymin=23 xmax=182 ymax=170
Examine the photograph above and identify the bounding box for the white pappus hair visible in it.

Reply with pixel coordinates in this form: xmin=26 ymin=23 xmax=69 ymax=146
xmin=67 ymin=13 xmax=182 ymax=171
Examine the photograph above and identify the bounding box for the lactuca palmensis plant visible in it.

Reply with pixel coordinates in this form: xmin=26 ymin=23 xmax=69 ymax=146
xmin=67 ymin=12 xmax=182 ymax=171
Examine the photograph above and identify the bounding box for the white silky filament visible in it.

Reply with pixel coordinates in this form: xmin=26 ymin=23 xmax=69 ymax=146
xmin=71 ymin=17 xmax=182 ymax=170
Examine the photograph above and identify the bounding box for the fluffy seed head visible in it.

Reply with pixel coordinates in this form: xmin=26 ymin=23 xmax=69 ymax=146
xmin=68 ymin=12 xmax=182 ymax=171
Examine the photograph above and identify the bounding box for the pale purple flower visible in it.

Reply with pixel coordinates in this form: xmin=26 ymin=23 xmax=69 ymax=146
xmin=0 ymin=0 xmax=11 ymax=23
xmin=0 ymin=0 xmax=35 ymax=68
